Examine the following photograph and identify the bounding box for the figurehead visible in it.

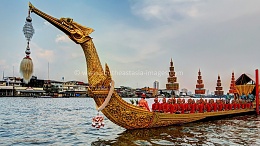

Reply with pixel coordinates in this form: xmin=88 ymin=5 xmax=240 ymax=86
xmin=28 ymin=2 xmax=111 ymax=88
xmin=29 ymin=2 xmax=93 ymax=44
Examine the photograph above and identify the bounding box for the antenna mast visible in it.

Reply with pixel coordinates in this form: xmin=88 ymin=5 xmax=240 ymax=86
xmin=48 ymin=62 xmax=49 ymax=80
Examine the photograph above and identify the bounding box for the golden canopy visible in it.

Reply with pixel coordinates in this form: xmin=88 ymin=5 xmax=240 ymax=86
xmin=235 ymin=85 xmax=255 ymax=96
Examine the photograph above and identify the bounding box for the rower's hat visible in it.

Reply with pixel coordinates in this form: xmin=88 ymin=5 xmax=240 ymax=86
xmin=162 ymin=97 xmax=166 ymax=102
xmin=141 ymin=93 xmax=146 ymax=98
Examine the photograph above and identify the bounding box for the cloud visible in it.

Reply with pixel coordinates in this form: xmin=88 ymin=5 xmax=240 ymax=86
xmin=94 ymin=22 xmax=168 ymax=65
xmin=24 ymin=42 xmax=56 ymax=80
xmin=98 ymin=0 xmax=260 ymax=92
xmin=55 ymin=34 xmax=70 ymax=43
xmin=0 ymin=59 xmax=8 ymax=69
xmin=0 ymin=59 xmax=6 ymax=65
xmin=30 ymin=42 xmax=55 ymax=62
xmin=130 ymin=0 xmax=260 ymax=25
xmin=71 ymin=53 xmax=84 ymax=59
xmin=35 ymin=49 xmax=54 ymax=61
xmin=130 ymin=0 xmax=203 ymax=22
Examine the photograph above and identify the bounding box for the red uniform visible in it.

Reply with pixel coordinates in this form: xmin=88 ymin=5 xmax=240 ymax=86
xmin=236 ymin=103 xmax=240 ymax=109
xmin=233 ymin=103 xmax=236 ymax=109
xmin=152 ymin=102 xmax=161 ymax=112
xmin=241 ymin=103 xmax=245 ymax=109
xmin=229 ymin=103 xmax=233 ymax=110
xmin=179 ymin=104 xmax=185 ymax=114
xmin=167 ymin=104 xmax=174 ymax=113
xmin=138 ymin=99 xmax=150 ymax=111
xmin=190 ymin=104 xmax=196 ymax=113
xmin=186 ymin=104 xmax=191 ymax=113
xmin=161 ymin=103 xmax=168 ymax=113
xmin=198 ymin=103 xmax=204 ymax=113
xmin=224 ymin=104 xmax=229 ymax=111
xmin=206 ymin=103 xmax=212 ymax=112
xmin=212 ymin=103 xmax=217 ymax=112
xmin=183 ymin=103 xmax=188 ymax=113
xmin=196 ymin=104 xmax=200 ymax=112
xmin=172 ymin=104 xmax=178 ymax=113
xmin=218 ymin=103 xmax=223 ymax=111
xmin=246 ymin=103 xmax=250 ymax=109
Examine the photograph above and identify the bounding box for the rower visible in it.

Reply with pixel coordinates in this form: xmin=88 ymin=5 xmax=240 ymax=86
xmin=138 ymin=93 xmax=150 ymax=111
xmin=152 ymin=96 xmax=160 ymax=112
xmin=161 ymin=97 xmax=168 ymax=113
xmin=167 ymin=98 xmax=174 ymax=113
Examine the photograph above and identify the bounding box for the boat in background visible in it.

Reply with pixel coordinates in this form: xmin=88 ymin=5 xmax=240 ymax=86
xmin=34 ymin=95 xmax=53 ymax=98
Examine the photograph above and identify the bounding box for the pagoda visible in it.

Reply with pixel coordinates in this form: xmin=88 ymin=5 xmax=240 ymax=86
xmin=215 ymin=75 xmax=224 ymax=96
xmin=229 ymin=72 xmax=237 ymax=95
xmin=166 ymin=58 xmax=179 ymax=93
xmin=195 ymin=69 xmax=205 ymax=95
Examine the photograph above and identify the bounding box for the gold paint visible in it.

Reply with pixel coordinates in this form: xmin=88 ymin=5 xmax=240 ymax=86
xmin=29 ymin=3 xmax=256 ymax=129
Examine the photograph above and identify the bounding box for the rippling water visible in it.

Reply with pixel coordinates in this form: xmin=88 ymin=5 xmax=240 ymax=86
xmin=0 ymin=97 xmax=259 ymax=146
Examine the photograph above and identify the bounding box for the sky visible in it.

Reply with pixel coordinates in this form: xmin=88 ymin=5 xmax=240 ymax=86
xmin=1 ymin=0 xmax=260 ymax=94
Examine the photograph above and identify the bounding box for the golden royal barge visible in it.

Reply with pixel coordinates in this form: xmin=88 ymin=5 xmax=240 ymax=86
xmin=28 ymin=3 xmax=259 ymax=129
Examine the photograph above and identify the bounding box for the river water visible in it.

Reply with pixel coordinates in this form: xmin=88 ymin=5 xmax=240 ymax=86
xmin=0 ymin=97 xmax=259 ymax=146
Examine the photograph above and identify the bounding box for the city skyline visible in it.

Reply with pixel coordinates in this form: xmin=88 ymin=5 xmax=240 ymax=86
xmin=1 ymin=0 xmax=260 ymax=93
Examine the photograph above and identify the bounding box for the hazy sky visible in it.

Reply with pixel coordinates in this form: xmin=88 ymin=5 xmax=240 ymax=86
xmin=1 ymin=0 xmax=260 ymax=93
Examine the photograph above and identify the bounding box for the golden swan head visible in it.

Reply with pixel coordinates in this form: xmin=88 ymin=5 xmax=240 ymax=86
xmin=29 ymin=2 xmax=94 ymax=44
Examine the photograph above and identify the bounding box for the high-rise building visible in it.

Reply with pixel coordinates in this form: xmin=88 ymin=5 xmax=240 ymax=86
xmin=153 ymin=80 xmax=159 ymax=89
xmin=166 ymin=58 xmax=179 ymax=92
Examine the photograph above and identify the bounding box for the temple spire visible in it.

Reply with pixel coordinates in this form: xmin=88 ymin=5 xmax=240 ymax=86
xmin=166 ymin=58 xmax=179 ymax=95
xmin=195 ymin=69 xmax=205 ymax=95
xmin=229 ymin=71 xmax=237 ymax=95
xmin=215 ymin=74 xmax=224 ymax=96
